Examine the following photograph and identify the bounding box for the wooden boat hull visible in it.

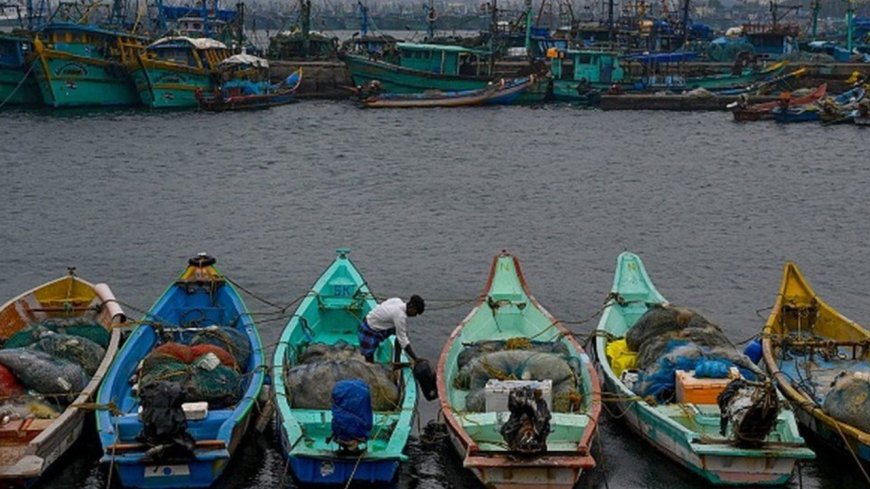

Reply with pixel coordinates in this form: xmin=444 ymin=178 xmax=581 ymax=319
xmin=342 ymin=53 xmax=547 ymax=104
xmin=31 ymin=52 xmax=140 ymax=108
xmin=0 ymin=66 xmax=41 ymax=106
xmin=762 ymin=263 xmax=870 ymax=469
xmin=595 ymin=253 xmax=814 ymax=486
xmin=364 ymin=76 xmax=532 ymax=108
xmin=96 ymin=257 xmax=265 ymax=489
xmin=196 ymin=91 xmax=296 ymax=111
xmin=437 ymin=252 xmax=601 ymax=489
xmin=272 ymin=249 xmax=415 ymax=486
xmin=0 ymin=274 xmax=124 ymax=485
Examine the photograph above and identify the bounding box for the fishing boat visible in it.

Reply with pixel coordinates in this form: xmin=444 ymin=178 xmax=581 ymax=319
xmin=95 ymin=254 xmax=265 ymax=488
xmin=731 ymin=84 xmax=827 ymax=121
xmin=272 ymin=249 xmax=415 ymax=485
xmin=762 ymin=262 xmax=870 ymax=470
xmin=594 ymin=252 xmax=814 ymax=485
xmin=0 ymin=270 xmax=125 ymax=485
xmin=196 ymin=55 xmax=301 ymax=111
xmin=361 ymin=76 xmax=534 ymax=108
xmin=341 ymin=42 xmax=548 ymax=104
xmin=774 ymin=86 xmax=865 ymax=124
xmin=0 ymin=33 xmax=42 ymax=106
xmin=30 ymin=22 xmax=147 ymax=107
xmin=549 ymin=48 xmax=623 ymax=105
xmin=437 ymin=251 xmax=601 ymax=489
xmin=130 ymin=37 xmax=232 ymax=109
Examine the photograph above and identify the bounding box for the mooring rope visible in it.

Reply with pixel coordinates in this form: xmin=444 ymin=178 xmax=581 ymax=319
xmin=0 ymin=62 xmax=35 ymax=110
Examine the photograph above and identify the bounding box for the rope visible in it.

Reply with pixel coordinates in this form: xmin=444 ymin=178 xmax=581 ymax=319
xmin=222 ymin=275 xmax=310 ymax=313
xmin=832 ymin=414 xmax=870 ymax=485
xmin=0 ymin=62 xmax=35 ymax=110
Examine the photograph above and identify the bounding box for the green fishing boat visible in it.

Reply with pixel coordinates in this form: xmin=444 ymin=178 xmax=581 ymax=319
xmin=272 ymin=249 xmax=415 ymax=485
xmin=341 ymin=42 xmax=547 ymax=103
xmin=0 ymin=33 xmax=42 ymax=106
xmin=31 ymin=23 xmax=147 ymax=107
xmin=550 ymin=48 xmax=625 ymax=104
xmin=130 ymin=36 xmax=231 ymax=109
xmin=436 ymin=251 xmax=601 ymax=489
xmin=594 ymin=252 xmax=814 ymax=485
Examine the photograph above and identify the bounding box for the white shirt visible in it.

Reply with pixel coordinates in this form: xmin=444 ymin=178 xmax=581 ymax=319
xmin=365 ymin=297 xmax=410 ymax=348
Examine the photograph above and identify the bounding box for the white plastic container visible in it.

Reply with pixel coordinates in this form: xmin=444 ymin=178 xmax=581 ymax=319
xmin=484 ymin=379 xmax=553 ymax=412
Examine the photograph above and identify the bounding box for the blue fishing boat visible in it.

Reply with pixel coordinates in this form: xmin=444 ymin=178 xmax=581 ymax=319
xmin=774 ymin=86 xmax=865 ymax=123
xmin=272 ymin=249 xmax=416 ymax=486
xmin=196 ymin=54 xmax=301 ymax=111
xmin=95 ymin=254 xmax=265 ymax=488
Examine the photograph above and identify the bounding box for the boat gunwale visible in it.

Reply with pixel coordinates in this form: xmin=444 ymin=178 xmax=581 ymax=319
xmin=436 ymin=251 xmax=602 ymax=464
xmin=761 ymin=261 xmax=870 ymax=445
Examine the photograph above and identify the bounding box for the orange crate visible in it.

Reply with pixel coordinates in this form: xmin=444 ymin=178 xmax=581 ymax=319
xmin=675 ymin=368 xmax=740 ymax=405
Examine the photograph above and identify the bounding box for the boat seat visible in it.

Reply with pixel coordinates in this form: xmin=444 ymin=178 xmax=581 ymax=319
xmin=115 ymin=409 xmax=233 ymax=441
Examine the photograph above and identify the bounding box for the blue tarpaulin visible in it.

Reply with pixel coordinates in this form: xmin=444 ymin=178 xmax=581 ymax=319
xmin=331 ymin=379 xmax=373 ymax=442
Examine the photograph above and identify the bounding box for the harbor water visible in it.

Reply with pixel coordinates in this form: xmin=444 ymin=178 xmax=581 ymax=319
xmin=1 ymin=104 xmax=868 ymax=489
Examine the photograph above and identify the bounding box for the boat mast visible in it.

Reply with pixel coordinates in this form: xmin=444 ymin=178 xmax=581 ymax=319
xmin=810 ymin=0 xmax=819 ymax=40
xmin=489 ymin=0 xmax=497 ymax=75
xmin=681 ymin=0 xmax=690 ymax=47
xmin=357 ymin=0 xmax=368 ymax=37
xmin=607 ymin=0 xmax=614 ymax=41
xmin=425 ymin=0 xmax=435 ymax=40
xmin=524 ymin=0 xmax=532 ymax=52
xmin=846 ymin=0 xmax=854 ymax=51
xmin=300 ymin=0 xmax=311 ymax=56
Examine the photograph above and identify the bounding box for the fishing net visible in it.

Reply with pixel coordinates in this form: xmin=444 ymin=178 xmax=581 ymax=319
xmin=138 ymin=351 xmax=243 ymax=407
xmin=0 ymin=398 xmax=60 ymax=420
xmin=187 ymin=364 xmax=242 ymax=408
xmin=0 ymin=364 xmax=24 ymax=398
xmin=154 ymin=343 xmax=195 ymax=364
xmin=285 ymin=359 xmax=400 ymax=411
xmin=299 ymin=341 xmax=365 ymax=364
xmin=455 ymin=349 xmax=581 ymax=413
xmin=822 ymin=371 xmax=870 ymax=433
xmin=634 ymin=342 xmax=762 ymax=403
xmin=4 ymin=320 xmax=110 ymax=350
xmin=0 ymin=348 xmax=88 ymax=396
xmin=457 ymin=339 xmax=569 ymax=370
xmin=32 ymin=333 xmax=105 ymax=376
xmin=191 ymin=327 xmax=251 ymax=368
xmin=191 ymin=344 xmax=237 ymax=369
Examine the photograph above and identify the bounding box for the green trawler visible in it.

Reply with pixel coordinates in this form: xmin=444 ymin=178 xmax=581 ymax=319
xmin=130 ymin=36 xmax=231 ymax=109
xmin=549 ymin=48 xmax=625 ymax=103
xmin=342 ymin=42 xmax=547 ymax=103
xmin=0 ymin=33 xmax=42 ymax=106
xmin=31 ymin=23 xmax=147 ymax=107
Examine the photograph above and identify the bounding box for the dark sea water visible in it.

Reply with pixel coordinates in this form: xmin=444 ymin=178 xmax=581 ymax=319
xmin=1 ymin=103 xmax=868 ymax=489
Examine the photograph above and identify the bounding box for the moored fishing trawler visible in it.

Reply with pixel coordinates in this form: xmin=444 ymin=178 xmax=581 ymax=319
xmin=30 ymin=22 xmax=147 ymax=107
xmin=0 ymin=32 xmax=42 ymax=106
xmin=130 ymin=37 xmax=231 ymax=109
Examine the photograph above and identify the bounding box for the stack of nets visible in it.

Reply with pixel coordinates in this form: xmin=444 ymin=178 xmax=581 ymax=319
xmin=823 ymin=371 xmax=870 ymax=433
xmin=190 ymin=327 xmax=251 ymax=369
xmin=453 ymin=338 xmax=583 ymax=413
xmin=0 ymin=319 xmax=108 ymax=412
xmin=137 ymin=338 xmax=245 ymax=409
xmin=284 ymin=341 xmax=400 ymax=411
xmin=627 ymin=305 xmax=763 ymax=403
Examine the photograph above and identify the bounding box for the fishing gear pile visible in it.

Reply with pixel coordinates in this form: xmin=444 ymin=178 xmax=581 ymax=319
xmin=500 ymin=385 xmax=552 ymax=453
xmin=453 ymin=338 xmax=583 ymax=413
xmin=285 ymin=341 xmax=400 ymax=411
xmin=822 ymin=371 xmax=870 ymax=432
xmin=717 ymin=378 xmax=780 ymax=447
xmin=330 ymin=379 xmax=373 ymax=452
xmin=137 ymin=381 xmax=195 ymax=462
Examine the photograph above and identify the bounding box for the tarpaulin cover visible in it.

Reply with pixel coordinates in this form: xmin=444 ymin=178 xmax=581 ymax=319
xmin=331 ymin=379 xmax=373 ymax=443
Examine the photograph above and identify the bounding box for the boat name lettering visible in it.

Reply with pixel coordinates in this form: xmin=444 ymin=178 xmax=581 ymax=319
xmin=56 ymin=62 xmax=87 ymax=77
xmin=333 ymin=285 xmax=354 ymax=297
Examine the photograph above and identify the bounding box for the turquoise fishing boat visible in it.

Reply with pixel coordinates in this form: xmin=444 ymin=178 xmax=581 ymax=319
xmin=0 ymin=33 xmax=42 ymax=106
xmin=95 ymin=255 xmax=265 ymax=488
xmin=437 ymin=251 xmax=601 ymax=489
xmin=272 ymin=249 xmax=415 ymax=485
xmin=550 ymin=48 xmax=624 ymax=104
xmin=341 ymin=42 xmax=547 ymax=103
xmin=594 ymin=252 xmax=814 ymax=485
xmin=130 ymin=36 xmax=231 ymax=109
xmin=30 ymin=23 xmax=147 ymax=107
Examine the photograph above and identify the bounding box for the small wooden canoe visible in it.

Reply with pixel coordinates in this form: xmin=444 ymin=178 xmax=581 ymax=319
xmin=762 ymin=262 xmax=870 ymax=470
xmin=272 ymin=249 xmax=415 ymax=486
xmin=437 ymin=251 xmax=601 ymax=489
xmin=362 ymin=76 xmax=534 ymax=108
xmin=732 ymin=84 xmax=827 ymax=121
xmin=595 ymin=252 xmax=814 ymax=486
xmin=0 ymin=271 xmax=125 ymax=486
xmin=96 ymin=255 xmax=265 ymax=488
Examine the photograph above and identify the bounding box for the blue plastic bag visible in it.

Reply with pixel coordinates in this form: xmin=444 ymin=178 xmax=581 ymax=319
xmin=331 ymin=379 xmax=373 ymax=443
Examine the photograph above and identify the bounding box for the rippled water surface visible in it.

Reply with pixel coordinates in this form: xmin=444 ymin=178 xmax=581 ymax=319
xmin=1 ymin=103 xmax=868 ymax=489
